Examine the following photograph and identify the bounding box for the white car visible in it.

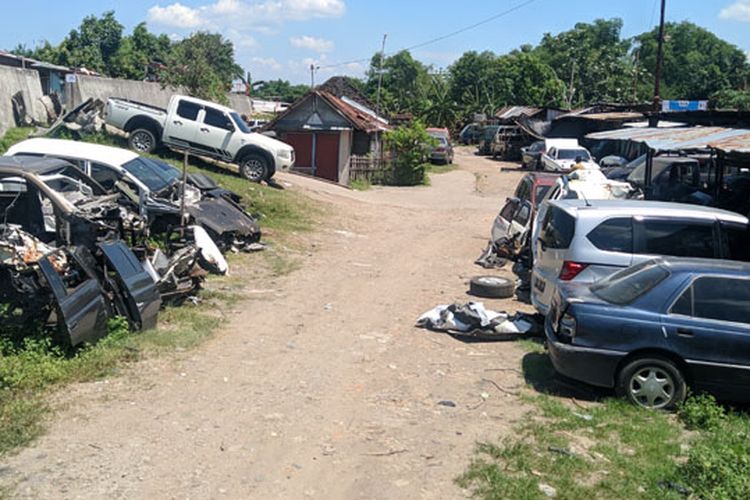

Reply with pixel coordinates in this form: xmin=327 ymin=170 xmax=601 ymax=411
xmin=105 ymin=94 xmax=294 ymax=182
xmin=541 ymin=146 xmax=598 ymax=172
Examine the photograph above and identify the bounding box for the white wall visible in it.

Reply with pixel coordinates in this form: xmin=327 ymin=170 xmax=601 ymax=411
xmin=0 ymin=66 xmax=47 ymax=137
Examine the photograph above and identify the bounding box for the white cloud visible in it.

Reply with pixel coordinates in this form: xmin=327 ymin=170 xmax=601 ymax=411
xmin=250 ymin=56 xmax=282 ymax=70
xmin=290 ymin=35 xmax=334 ymax=52
xmin=719 ymin=1 xmax=750 ymax=21
xmin=147 ymin=3 xmax=206 ymax=28
xmin=147 ymin=0 xmax=345 ymax=29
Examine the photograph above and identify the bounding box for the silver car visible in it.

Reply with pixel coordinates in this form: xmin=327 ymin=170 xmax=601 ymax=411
xmin=531 ymin=199 xmax=750 ymax=315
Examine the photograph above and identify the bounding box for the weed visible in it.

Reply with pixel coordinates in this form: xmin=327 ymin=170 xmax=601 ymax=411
xmin=678 ymin=393 xmax=725 ymax=431
xmin=0 ymin=128 xmax=34 ymax=155
xmin=349 ymin=178 xmax=371 ymax=191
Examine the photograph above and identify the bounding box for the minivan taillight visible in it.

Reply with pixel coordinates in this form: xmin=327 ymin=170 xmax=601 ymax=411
xmin=559 ymin=261 xmax=588 ymax=281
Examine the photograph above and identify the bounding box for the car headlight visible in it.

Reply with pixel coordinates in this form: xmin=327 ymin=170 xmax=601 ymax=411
xmin=278 ymin=149 xmax=291 ymax=159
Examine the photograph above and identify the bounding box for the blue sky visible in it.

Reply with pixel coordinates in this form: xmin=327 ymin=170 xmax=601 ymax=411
xmin=2 ymin=0 xmax=750 ymax=84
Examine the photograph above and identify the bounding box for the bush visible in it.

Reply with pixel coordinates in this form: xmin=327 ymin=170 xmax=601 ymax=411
xmin=384 ymin=120 xmax=435 ymax=186
xmin=679 ymin=393 xmax=725 ymax=431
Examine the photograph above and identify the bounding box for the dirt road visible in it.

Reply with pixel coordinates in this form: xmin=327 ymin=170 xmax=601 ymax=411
xmin=2 ymin=148 xmax=534 ymax=499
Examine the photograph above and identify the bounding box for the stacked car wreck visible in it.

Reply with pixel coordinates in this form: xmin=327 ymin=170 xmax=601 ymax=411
xmin=0 ymin=139 xmax=265 ymax=346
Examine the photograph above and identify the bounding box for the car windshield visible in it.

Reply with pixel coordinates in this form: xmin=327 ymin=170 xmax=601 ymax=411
xmin=484 ymin=127 xmax=499 ymax=139
xmin=558 ymin=149 xmax=590 ymax=160
xmin=590 ymin=261 xmax=670 ymax=305
xmin=534 ymin=185 xmax=552 ymax=206
xmin=230 ymin=112 xmax=252 ymax=133
xmin=121 ymin=157 xmax=180 ymax=192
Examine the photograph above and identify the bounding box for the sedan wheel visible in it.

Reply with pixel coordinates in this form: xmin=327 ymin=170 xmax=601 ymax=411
xmin=617 ymin=357 xmax=686 ymax=410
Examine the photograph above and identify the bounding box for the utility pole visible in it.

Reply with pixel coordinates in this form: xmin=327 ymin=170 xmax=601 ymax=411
xmin=310 ymin=64 xmax=315 ymax=88
xmin=652 ymin=0 xmax=667 ymax=119
xmin=375 ymin=33 xmax=388 ymax=115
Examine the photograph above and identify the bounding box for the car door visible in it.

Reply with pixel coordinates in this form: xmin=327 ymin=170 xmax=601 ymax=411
xmin=532 ymin=204 xmax=576 ymax=314
xmin=662 ymin=275 xmax=750 ymax=397
xmin=167 ymin=99 xmax=202 ymax=148
xmin=197 ymin=106 xmax=235 ymax=160
xmin=491 ymin=198 xmax=520 ymax=243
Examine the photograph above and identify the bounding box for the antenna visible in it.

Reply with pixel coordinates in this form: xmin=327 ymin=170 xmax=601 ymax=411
xmin=580 ymin=189 xmax=592 ymax=207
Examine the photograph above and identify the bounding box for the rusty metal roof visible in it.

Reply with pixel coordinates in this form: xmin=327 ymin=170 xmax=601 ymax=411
xmin=495 ymin=106 xmax=542 ymax=120
xmin=587 ymin=126 xmax=750 ymax=153
xmin=319 ymin=91 xmax=389 ymax=133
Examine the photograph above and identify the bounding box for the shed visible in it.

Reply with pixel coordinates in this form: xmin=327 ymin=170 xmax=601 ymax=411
xmin=264 ymin=90 xmax=389 ymax=184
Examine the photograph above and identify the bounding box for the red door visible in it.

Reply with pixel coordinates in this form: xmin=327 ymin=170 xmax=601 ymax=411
xmin=314 ymin=133 xmax=340 ymax=182
xmin=282 ymin=133 xmax=313 ymax=168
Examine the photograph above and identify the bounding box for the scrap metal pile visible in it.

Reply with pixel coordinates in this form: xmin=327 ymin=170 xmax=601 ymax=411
xmin=0 ymin=148 xmax=262 ymax=347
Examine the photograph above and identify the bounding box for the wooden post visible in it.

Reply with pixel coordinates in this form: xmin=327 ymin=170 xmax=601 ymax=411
xmin=180 ymin=150 xmax=189 ymax=228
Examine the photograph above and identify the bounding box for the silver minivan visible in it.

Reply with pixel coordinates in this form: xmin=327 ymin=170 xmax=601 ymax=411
xmin=531 ymin=199 xmax=750 ymax=315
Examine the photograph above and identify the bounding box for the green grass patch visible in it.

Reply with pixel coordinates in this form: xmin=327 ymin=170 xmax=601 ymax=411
xmin=0 ymin=127 xmax=34 ymax=155
xmin=349 ymin=178 xmax=371 ymax=191
xmin=426 ymin=162 xmax=457 ymax=175
xmin=459 ymin=350 xmax=750 ymax=499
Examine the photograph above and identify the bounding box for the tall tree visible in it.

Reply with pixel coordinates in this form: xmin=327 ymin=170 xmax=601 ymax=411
xmin=635 ymin=21 xmax=750 ymax=100
xmin=535 ymin=18 xmax=633 ymax=106
xmin=366 ymin=50 xmax=431 ymax=115
xmin=253 ymin=79 xmax=309 ymax=102
xmin=162 ymin=32 xmax=243 ymax=103
xmin=109 ymin=23 xmax=172 ymax=80
xmin=58 ymin=11 xmax=124 ymax=74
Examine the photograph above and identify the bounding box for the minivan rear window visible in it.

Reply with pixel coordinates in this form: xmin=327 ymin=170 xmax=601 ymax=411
xmin=591 ymin=261 xmax=670 ymax=305
xmin=539 ymin=206 xmax=575 ymax=249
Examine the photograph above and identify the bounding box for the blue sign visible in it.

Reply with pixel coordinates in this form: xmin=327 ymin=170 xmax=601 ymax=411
xmin=661 ymin=100 xmax=708 ymax=112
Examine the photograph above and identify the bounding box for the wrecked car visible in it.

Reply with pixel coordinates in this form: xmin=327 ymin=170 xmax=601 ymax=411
xmin=0 ymin=159 xmax=161 ymax=345
xmin=6 ymin=138 xmax=262 ymax=252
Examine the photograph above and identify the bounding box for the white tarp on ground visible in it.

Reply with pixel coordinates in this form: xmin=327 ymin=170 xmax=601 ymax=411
xmin=416 ymin=302 xmax=536 ymax=339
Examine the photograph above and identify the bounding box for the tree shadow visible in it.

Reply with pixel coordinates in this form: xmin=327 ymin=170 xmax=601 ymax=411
xmin=522 ymin=351 xmax=607 ymax=402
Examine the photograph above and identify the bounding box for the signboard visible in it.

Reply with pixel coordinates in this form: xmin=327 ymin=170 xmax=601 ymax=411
xmin=65 ymin=73 xmax=77 ymax=83
xmin=231 ymin=79 xmax=247 ymax=94
xmin=661 ymin=100 xmax=708 ymax=112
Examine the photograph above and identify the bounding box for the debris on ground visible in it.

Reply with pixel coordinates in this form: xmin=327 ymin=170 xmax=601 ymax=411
xmin=416 ymin=303 xmax=542 ymax=340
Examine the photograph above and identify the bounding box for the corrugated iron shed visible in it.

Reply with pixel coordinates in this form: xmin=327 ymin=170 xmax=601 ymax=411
xmin=587 ymin=126 xmax=750 ymax=153
xmin=495 ymin=106 xmax=541 ymax=120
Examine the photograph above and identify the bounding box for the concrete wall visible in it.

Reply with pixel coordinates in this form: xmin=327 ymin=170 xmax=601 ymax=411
xmin=72 ymin=74 xmax=253 ymax=115
xmin=0 ymin=66 xmax=47 ymax=137
xmin=338 ymin=129 xmax=352 ymax=185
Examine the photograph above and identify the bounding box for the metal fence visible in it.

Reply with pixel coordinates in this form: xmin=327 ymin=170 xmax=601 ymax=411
xmin=349 ymin=155 xmax=394 ymax=185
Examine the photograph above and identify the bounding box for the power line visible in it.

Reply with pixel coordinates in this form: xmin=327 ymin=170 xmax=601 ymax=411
xmin=318 ymin=0 xmax=539 ymax=70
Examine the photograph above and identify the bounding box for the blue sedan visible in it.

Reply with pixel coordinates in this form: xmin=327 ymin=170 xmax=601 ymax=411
xmin=545 ymin=257 xmax=750 ymax=410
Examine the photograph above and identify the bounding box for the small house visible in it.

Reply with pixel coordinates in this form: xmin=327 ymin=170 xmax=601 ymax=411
xmin=265 ymin=88 xmax=389 ymax=184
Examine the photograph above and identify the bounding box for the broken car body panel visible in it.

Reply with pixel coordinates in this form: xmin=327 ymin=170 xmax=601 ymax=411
xmin=98 ymin=241 xmax=161 ymax=331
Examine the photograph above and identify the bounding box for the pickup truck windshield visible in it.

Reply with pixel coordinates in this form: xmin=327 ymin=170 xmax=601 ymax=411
xmin=230 ymin=112 xmax=252 ymax=134
xmin=558 ymin=149 xmax=590 ymax=160
xmin=122 ymin=157 xmax=180 ymax=192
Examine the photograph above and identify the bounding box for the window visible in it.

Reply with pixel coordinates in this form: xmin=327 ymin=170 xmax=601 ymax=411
xmin=515 ymin=179 xmax=531 ymax=201
xmin=588 ymin=218 xmax=633 ymax=253
xmin=591 ymin=260 xmax=670 ymax=305
xmin=204 ymin=107 xmax=234 ymax=131
xmin=642 ymin=220 xmax=716 ymax=258
xmin=671 ymin=286 xmax=693 ymax=316
xmin=89 ymin=163 xmax=120 ymax=190
xmin=534 ymin=185 xmax=552 ymax=207
xmin=722 ymin=224 xmax=750 ymax=262
xmin=557 ymin=149 xmax=591 ymax=160
xmin=176 ymin=100 xmax=200 ymax=121
xmin=121 ymin=157 xmax=180 ymax=192
xmin=693 ymin=277 xmax=750 ymax=324
xmin=230 ymin=112 xmax=251 ymax=133
xmin=514 ymin=204 xmax=531 ymax=227
xmin=499 ymin=199 xmax=519 ymax=222
xmin=530 ymin=141 xmax=544 ymax=152
xmin=539 ymin=206 xmax=576 ymax=249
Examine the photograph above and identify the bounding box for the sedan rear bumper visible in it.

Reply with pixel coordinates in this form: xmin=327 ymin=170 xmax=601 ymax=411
xmin=545 ymin=318 xmax=625 ymax=388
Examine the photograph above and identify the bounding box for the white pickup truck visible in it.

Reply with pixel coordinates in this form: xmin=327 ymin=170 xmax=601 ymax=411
xmin=105 ymin=95 xmax=294 ymax=182
xmin=539 ymin=139 xmax=598 ymax=172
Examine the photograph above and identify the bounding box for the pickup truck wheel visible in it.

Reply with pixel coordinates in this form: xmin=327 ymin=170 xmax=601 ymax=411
xmin=129 ymin=128 xmax=157 ymax=154
xmin=239 ymin=154 xmax=269 ymax=182
xmin=616 ymin=357 xmax=686 ymax=410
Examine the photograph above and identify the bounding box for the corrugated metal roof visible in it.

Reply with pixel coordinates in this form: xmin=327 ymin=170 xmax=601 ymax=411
xmin=495 ymin=106 xmax=541 ymax=120
xmin=587 ymin=126 xmax=750 ymax=153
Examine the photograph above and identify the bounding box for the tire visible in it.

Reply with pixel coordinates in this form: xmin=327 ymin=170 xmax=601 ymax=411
xmin=239 ymin=153 xmax=269 ymax=182
xmin=469 ymin=276 xmax=515 ymax=299
xmin=616 ymin=356 xmax=686 ymax=410
xmin=128 ymin=128 xmax=157 ymax=154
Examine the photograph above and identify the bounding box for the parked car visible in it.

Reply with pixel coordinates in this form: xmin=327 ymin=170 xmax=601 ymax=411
xmin=541 ymin=145 xmax=598 ymax=172
xmin=6 ymin=138 xmax=261 ymax=251
xmin=521 ymin=140 xmax=545 ymax=170
xmin=427 ymin=134 xmax=454 ymax=164
xmin=477 ymin=125 xmax=500 ymax=155
xmin=598 ymin=155 xmax=628 ymax=170
xmin=531 ymin=199 xmax=749 ymax=315
xmin=104 ymin=95 xmax=295 ymax=182
xmin=491 ymin=172 xmax=557 ymax=244
xmin=545 ymin=257 xmax=750 ymax=409
xmin=622 ymin=156 xmax=708 ymax=204
xmin=530 ymin=169 xmax=633 ymax=263
xmin=459 ymin=123 xmax=482 ymax=145
xmin=490 ymin=126 xmax=525 ymax=161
